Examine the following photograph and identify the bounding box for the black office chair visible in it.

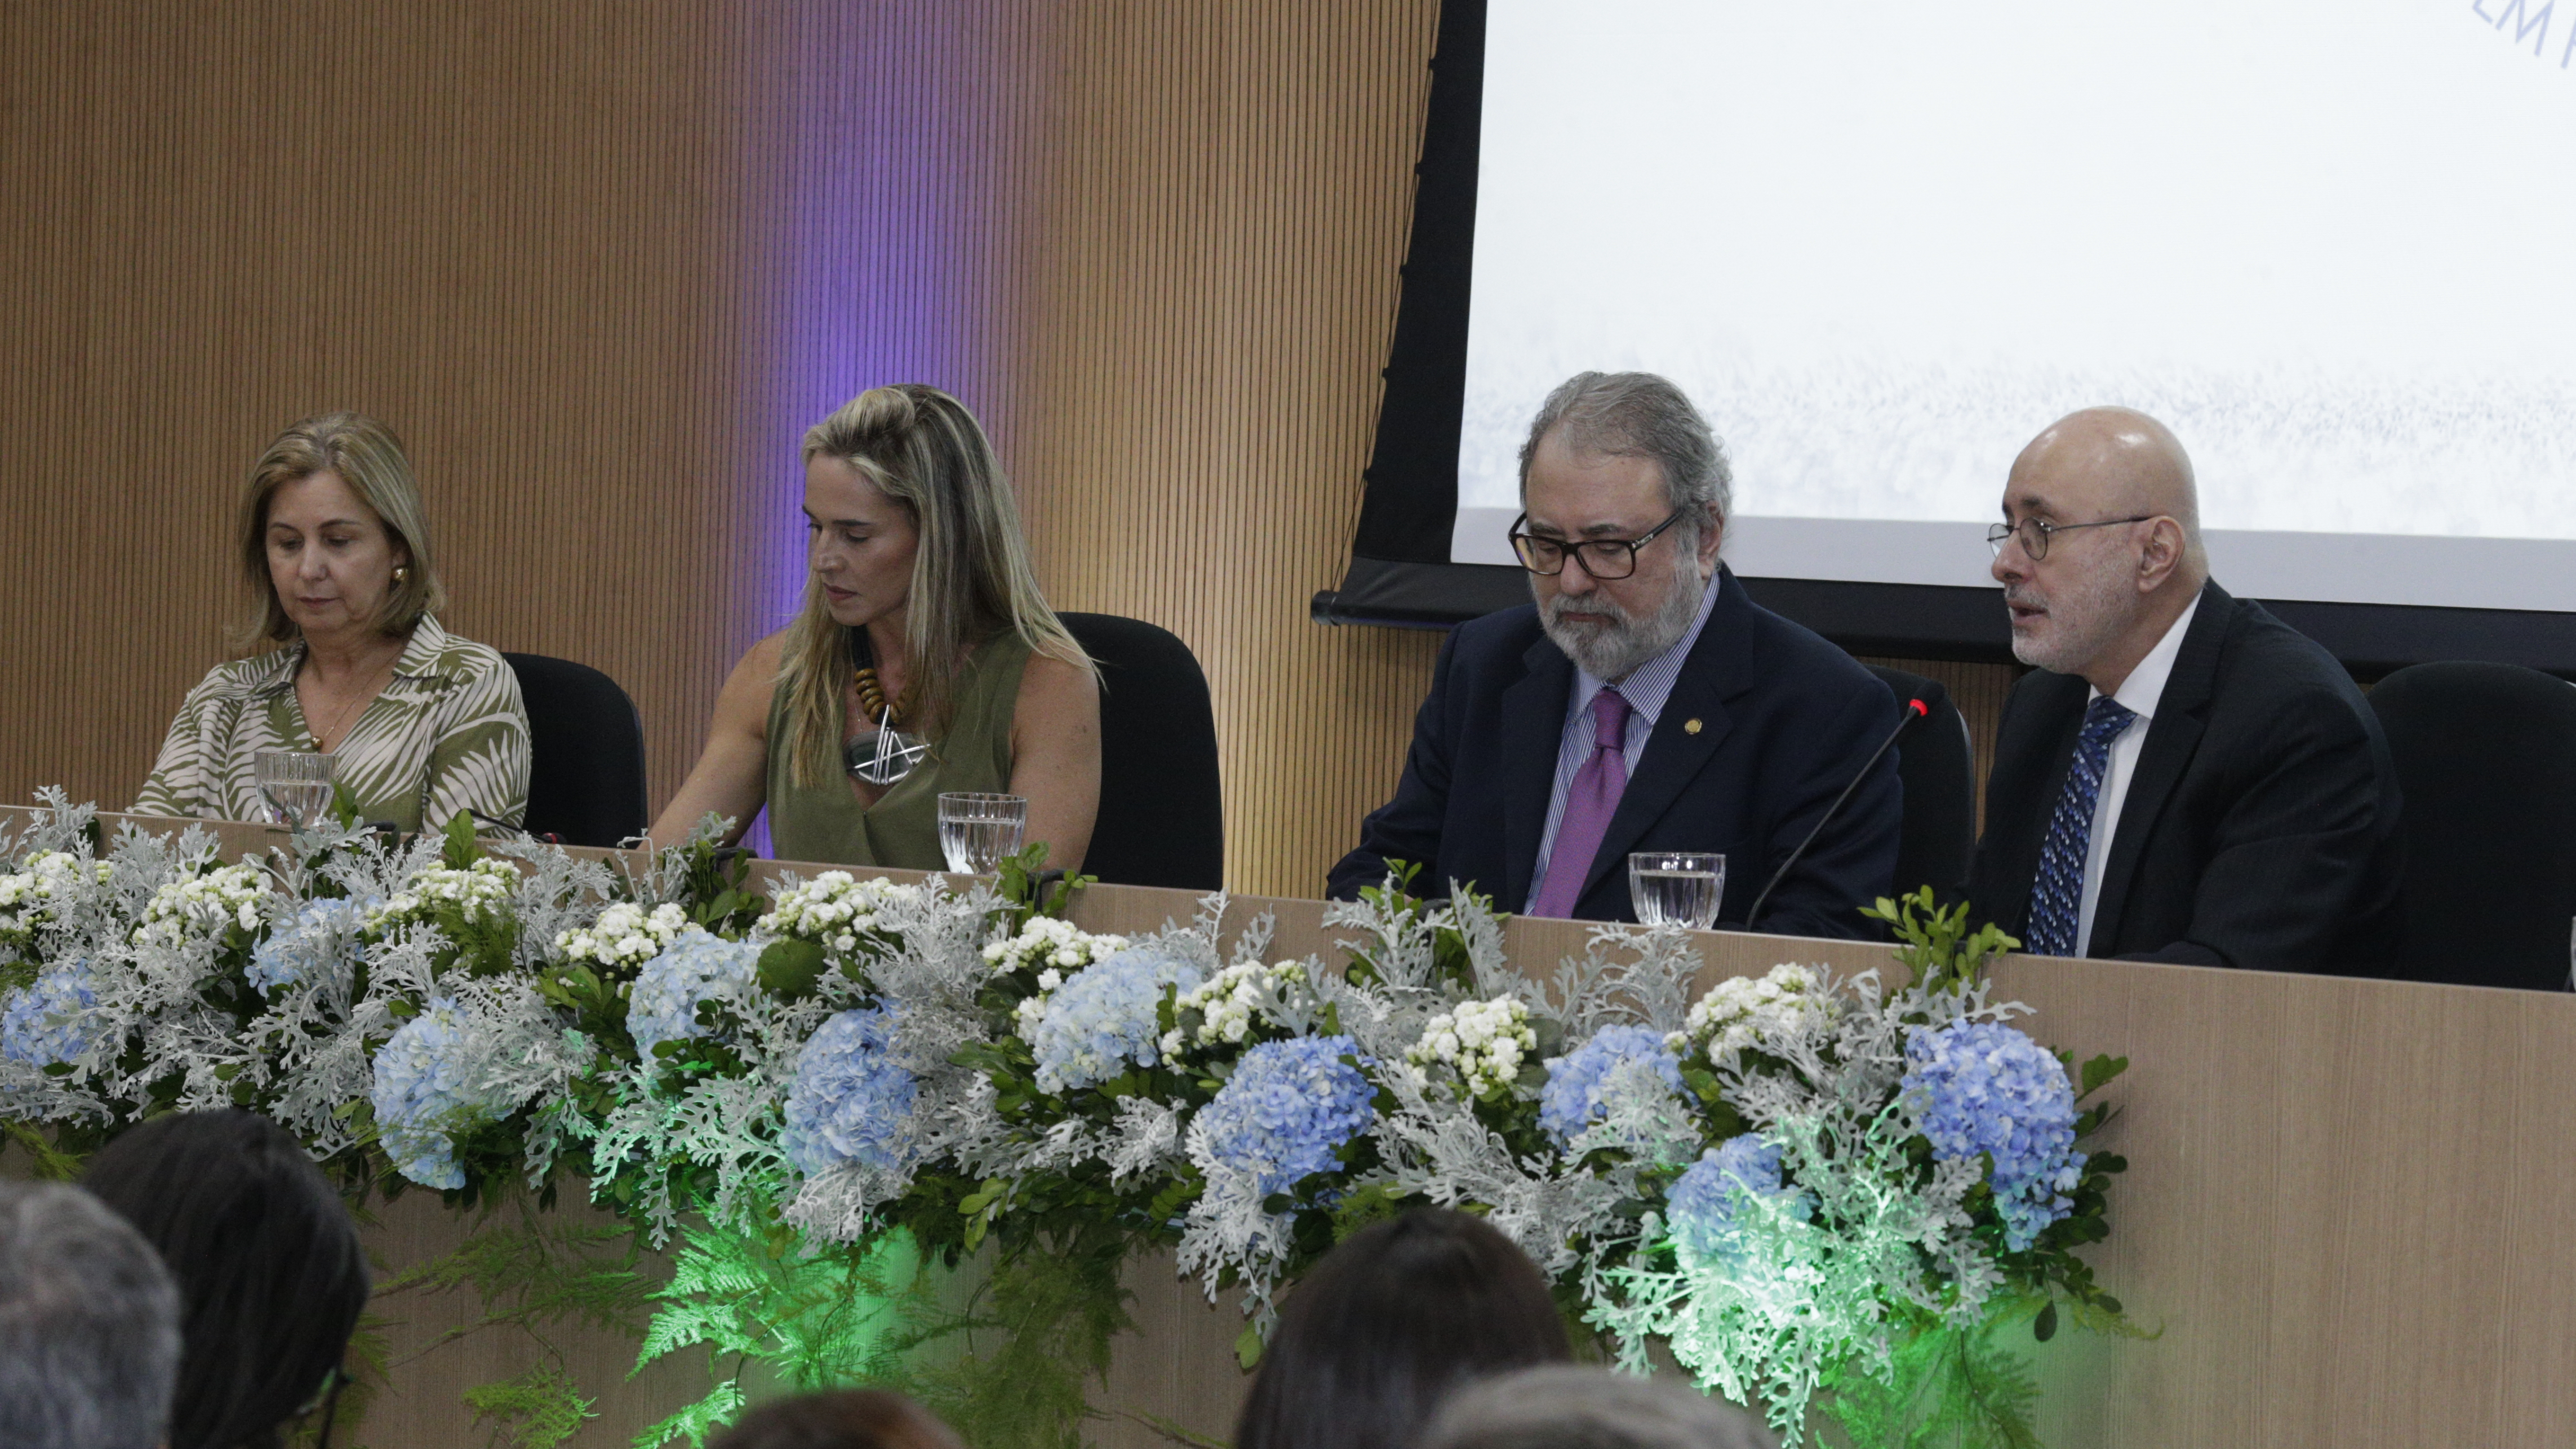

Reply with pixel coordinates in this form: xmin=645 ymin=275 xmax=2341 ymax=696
xmin=2368 ymin=661 xmax=2576 ymax=992
xmin=1862 ymin=664 xmax=1978 ymax=906
xmin=1058 ymin=613 xmax=1224 ymax=890
xmin=503 ymin=653 xmax=650 ymax=848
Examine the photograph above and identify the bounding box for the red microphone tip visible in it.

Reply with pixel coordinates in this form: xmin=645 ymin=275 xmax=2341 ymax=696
xmin=1908 ymin=699 xmax=1930 ymax=717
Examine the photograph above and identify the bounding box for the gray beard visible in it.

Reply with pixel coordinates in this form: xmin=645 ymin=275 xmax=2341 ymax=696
xmin=1538 ymin=570 xmax=1707 ymax=681
xmin=2007 ymin=565 xmax=2137 ymax=674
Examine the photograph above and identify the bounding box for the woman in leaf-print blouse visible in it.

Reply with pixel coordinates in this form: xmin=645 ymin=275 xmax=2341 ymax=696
xmin=134 ymin=413 xmax=530 ymax=835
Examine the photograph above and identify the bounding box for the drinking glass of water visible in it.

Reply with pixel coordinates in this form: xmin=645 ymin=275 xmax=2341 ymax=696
xmin=255 ymin=750 xmax=337 ymax=829
xmin=938 ymin=793 xmax=1028 ymax=875
xmin=1629 ymin=851 xmax=1725 ymax=930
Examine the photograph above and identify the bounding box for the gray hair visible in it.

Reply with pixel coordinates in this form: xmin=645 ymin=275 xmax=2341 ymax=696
xmin=0 ymin=1181 xmax=181 ymax=1449
xmin=1419 ymin=1366 xmax=1780 ymax=1449
xmin=1517 ymin=372 xmax=1734 ymax=534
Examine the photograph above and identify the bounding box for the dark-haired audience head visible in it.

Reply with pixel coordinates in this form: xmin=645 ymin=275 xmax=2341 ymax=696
xmin=1419 ymin=1365 xmax=1779 ymax=1449
xmin=1233 ymin=1207 xmax=1574 ymax=1449
xmin=82 ymin=1109 xmax=370 ymax=1449
xmin=0 ymin=1179 xmax=181 ymax=1449
xmin=706 ymin=1389 xmax=966 ymax=1449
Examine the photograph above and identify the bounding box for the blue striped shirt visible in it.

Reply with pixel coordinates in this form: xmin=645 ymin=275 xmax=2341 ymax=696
xmin=1527 ymin=571 xmax=1725 ymax=909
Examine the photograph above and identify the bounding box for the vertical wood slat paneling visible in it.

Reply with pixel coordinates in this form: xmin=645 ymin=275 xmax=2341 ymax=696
xmin=0 ymin=1 xmax=760 ymax=830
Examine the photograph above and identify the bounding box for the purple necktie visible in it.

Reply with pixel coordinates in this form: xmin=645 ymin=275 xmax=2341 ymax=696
xmin=1530 ymin=688 xmax=1633 ymax=919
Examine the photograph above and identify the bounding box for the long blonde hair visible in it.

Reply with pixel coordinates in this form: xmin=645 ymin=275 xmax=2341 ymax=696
xmin=777 ymin=385 xmax=1088 ymax=786
xmin=233 ymin=412 xmax=446 ymax=653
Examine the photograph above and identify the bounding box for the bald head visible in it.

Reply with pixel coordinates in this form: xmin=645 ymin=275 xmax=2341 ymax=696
xmin=2008 ymin=407 xmax=2204 ymax=567
xmin=1993 ymin=407 xmax=2210 ymax=690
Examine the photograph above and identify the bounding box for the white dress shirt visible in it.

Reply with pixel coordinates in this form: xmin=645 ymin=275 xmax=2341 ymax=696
xmin=2075 ymin=592 xmax=2202 ymax=953
xmin=1527 ymin=571 xmax=1724 ymax=909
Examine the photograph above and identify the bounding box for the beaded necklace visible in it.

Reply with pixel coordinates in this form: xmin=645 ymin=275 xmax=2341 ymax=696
xmin=849 ymin=630 xmax=916 ymax=728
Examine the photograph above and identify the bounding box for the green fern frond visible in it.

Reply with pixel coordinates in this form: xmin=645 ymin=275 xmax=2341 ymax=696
xmin=464 ymin=1362 xmax=596 ymax=1449
xmin=632 ymin=1378 xmax=747 ymax=1449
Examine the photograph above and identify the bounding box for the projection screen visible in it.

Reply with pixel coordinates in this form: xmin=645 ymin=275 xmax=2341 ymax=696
xmin=1436 ymin=0 xmax=2576 ymax=619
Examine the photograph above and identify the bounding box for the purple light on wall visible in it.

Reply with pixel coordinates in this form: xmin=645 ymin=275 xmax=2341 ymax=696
xmin=734 ymin=4 xmax=1035 ymax=855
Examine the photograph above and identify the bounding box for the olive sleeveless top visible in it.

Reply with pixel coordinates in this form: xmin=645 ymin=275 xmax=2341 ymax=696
xmin=763 ymin=632 xmax=1031 ymax=869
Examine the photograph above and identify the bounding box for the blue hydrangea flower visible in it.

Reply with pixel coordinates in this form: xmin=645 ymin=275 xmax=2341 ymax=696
xmin=370 ymin=997 xmax=496 ymax=1190
xmin=781 ymin=1006 xmax=917 ymax=1177
xmin=247 ymin=895 xmax=374 ymax=995
xmin=0 ymin=961 xmax=101 ymax=1070
xmin=626 ymin=927 xmax=764 ymax=1065
xmin=1903 ymin=1020 xmax=2085 ymax=1250
xmin=1667 ymin=1134 xmax=1808 ymax=1263
xmin=1197 ymin=1034 xmax=1374 ymax=1199
xmin=1025 ymin=944 xmax=1203 ymax=1094
xmin=1538 ymin=1024 xmax=1687 ymax=1143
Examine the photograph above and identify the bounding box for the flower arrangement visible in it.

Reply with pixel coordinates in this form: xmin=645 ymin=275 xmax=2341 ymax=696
xmin=0 ymin=794 xmax=2131 ymax=1449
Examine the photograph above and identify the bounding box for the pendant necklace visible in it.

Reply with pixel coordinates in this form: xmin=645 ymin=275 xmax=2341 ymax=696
xmin=845 ymin=630 xmax=927 ymax=785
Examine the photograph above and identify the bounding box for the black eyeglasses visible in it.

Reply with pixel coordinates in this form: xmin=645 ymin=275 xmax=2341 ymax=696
xmin=1987 ymin=514 xmax=2154 ymax=562
xmin=1508 ymin=508 xmax=1688 ymax=580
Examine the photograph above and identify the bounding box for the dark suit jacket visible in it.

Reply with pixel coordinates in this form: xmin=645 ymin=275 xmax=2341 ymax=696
xmin=1967 ymin=579 xmax=2404 ymax=975
xmin=1326 ymin=569 xmax=1903 ymax=939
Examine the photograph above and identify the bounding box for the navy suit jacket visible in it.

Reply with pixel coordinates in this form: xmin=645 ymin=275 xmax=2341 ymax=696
xmin=1966 ymin=579 xmax=2405 ymax=975
xmin=1327 ymin=569 xmax=1903 ymax=939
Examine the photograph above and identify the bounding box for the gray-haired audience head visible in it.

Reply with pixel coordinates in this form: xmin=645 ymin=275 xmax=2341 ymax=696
xmin=0 ymin=1180 xmax=182 ymax=1449
xmin=1419 ymin=1366 xmax=1780 ymax=1449
xmin=1515 ymin=373 xmax=1732 ymax=682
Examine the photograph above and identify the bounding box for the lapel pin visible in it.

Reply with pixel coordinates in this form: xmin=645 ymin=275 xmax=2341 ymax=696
xmin=1684 ymin=718 xmax=1703 ymax=735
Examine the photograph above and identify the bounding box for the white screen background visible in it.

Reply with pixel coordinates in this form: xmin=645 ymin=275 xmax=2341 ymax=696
xmin=1456 ymin=1 xmax=2576 ymax=610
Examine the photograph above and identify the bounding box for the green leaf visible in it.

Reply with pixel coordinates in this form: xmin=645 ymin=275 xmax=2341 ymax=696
xmin=2078 ymin=1053 xmax=2129 ymax=1099
xmin=1234 ymin=1321 xmax=1266 ymax=1371
xmin=756 ymin=939 xmax=826 ymax=1002
xmin=2032 ymin=1299 xmax=2058 ymax=1341
xmin=441 ymin=807 xmax=481 ymax=868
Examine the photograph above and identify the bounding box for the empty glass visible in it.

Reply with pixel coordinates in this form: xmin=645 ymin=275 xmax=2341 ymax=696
xmin=255 ymin=750 xmax=337 ymax=829
xmin=1629 ymin=851 xmax=1725 ymax=930
xmin=938 ymin=793 xmax=1028 ymax=875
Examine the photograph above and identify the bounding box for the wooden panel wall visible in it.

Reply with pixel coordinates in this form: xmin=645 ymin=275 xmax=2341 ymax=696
xmin=0 ymin=0 xmax=2001 ymax=903
xmin=0 ymin=0 xmax=766 ymax=846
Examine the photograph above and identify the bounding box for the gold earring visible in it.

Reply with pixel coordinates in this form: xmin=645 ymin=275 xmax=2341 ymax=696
xmin=393 ymin=565 xmax=409 ymax=583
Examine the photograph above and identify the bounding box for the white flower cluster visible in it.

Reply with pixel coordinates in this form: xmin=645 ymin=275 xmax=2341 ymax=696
xmin=1404 ymin=995 xmax=1535 ymax=1101
xmin=134 ymin=861 xmax=270 ymax=948
xmin=982 ymin=915 xmax=1129 ymax=982
xmin=365 ymin=858 xmax=518 ymax=934
xmin=1674 ymin=962 xmax=1842 ymax=1072
xmin=758 ymin=872 xmax=925 ymax=954
xmin=555 ymin=901 xmax=688 ymax=974
xmin=1158 ymin=959 xmax=1308 ymax=1060
xmin=0 ymin=852 xmax=104 ymax=944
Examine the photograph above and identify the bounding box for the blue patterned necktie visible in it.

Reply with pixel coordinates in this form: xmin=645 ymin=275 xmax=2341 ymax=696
xmin=2023 ymin=695 xmax=2139 ymax=957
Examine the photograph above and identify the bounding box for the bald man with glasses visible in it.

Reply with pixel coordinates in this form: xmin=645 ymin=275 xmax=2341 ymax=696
xmin=1328 ymin=372 xmax=1903 ymax=936
xmin=1967 ymin=407 xmax=2405 ymax=975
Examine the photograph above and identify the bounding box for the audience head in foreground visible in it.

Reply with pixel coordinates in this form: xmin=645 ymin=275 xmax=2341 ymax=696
xmin=707 ymin=1389 xmax=966 ymax=1449
xmin=83 ymin=1109 xmax=371 ymax=1449
xmin=1419 ymin=1365 xmax=1779 ymax=1449
xmin=0 ymin=1179 xmax=181 ymax=1449
xmin=648 ymin=383 xmax=1102 ymax=874
xmin=1969 ymin=407 xmax=2405 ymax=973
xmin=131 ymin=408 xmax=533 ymax=834
xmin=1233 ymin=1207 xmax=1572 ymax=1449
xmin=1329 ymin=370 xmax=1903 ymax=935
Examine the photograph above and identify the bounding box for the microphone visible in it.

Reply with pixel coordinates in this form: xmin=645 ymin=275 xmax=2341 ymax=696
xmin=1743 ymin=679 xmax=1947 ymax=931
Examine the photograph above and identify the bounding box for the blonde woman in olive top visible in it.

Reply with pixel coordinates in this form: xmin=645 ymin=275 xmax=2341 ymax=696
xmin=135 ymin=414 xmax=530 ymax=835
xmin=650 ymin=385 xmax=1100 ymax=871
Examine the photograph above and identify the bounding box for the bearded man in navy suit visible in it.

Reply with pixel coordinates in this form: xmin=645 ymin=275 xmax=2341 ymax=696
xmin=1327 ymin=372 xmax=1902 ymax=937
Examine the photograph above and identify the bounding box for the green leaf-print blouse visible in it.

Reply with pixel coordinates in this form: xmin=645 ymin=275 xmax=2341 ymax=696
xmin=133 ymin=616 xmax=532 ymax=834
